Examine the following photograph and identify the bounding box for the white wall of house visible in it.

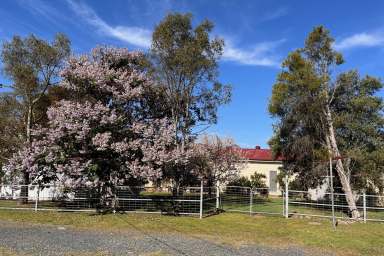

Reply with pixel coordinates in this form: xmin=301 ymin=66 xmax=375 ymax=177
xmin=0 ymin=185 xmax=64 ymax=201
xmin=240 ymin=160 xmax=282 ymax=195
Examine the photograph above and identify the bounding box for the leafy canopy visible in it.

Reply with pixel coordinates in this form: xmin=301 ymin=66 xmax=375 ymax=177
xmin=269 ymin=26 xmax=384 ymax=192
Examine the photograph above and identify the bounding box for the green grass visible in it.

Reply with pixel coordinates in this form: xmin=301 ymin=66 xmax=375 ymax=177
xmin=0 ymin=247 xmax=20 ymax=256
xmin=223 ymin=196 xmax=284 ymax=214
xmin=222 ymin=196 xmax=384 ymax=220
xmin=0 ymin=210 xmax=383 ymax=256
xmin=3 ymin=196 xmax=384 ymax=219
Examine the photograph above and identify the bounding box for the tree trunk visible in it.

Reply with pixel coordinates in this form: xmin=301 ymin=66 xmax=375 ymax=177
xmin=19 ymin=172 xmax=29 ymax=204
xmin=325 ymin=105 xmax=360 ymax=219
xmin=172 ymin=178 xmax=182 ymax=197
xmin=20 ymin=104 xmax=33 ymax=204
xmin=26 ymin=104 xmax=32 ymax=145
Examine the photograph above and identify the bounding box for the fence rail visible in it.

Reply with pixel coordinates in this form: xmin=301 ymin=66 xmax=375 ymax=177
xmin=219 ymin=185 xmax=384 ymax=223
xmin=0 ymin=184 xmax=217 ymax=218
xmin=2 ymin=183 xmax=384 ymax=222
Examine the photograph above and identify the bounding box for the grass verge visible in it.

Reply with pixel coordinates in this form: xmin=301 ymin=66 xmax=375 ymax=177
xmin=0 ymin=247 xmax=20 ymax=256
xmin=0 ymin=210 xmax=383 ymax=256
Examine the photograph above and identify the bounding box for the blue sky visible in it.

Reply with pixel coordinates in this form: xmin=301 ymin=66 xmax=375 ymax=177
xmin=1 ymin=0 xmax=384 ymax=148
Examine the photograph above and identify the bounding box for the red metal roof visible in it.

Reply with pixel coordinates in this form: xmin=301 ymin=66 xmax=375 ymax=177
xmin=239 ymin=147 xmax=283 ymax=161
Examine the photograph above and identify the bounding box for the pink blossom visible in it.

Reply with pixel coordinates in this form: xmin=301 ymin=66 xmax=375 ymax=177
xmin=7 ymin=46 xmax=177 ymax=192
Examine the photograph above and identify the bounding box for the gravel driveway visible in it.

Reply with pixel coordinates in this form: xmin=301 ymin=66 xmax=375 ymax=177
xmin=0 ymin=220 xmax=332 ymax=256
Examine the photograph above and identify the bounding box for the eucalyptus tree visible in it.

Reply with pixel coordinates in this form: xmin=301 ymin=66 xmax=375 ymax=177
xmin=1 ymin=34 xmax=70 ymax=191
xmin=151 ymin=13 xmax=231 ymax=191
xmin=0 ymin=94 xmax=23 ymax=181
xmin=269 ymin=26 xmax=383 ymax=219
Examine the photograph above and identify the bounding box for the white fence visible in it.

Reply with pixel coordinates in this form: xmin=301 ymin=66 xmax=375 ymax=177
xmin=221 ymin=186 xmax=282 ymax=216
xmin=0 ymin=184 xmax=217 ymax=218
xmin=287 ymin=190 xmax=384 ymax=222
xmin=220 ymin=186 xmax=384 ymax=222
xmin=2 ymin=183 xmax=384 ymax=222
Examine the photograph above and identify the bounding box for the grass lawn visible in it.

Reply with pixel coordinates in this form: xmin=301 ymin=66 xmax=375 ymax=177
xmin=0 ymin=210 xmax=383 ymax=256
xmin=0 ymin=247 xmax=20 ymax=256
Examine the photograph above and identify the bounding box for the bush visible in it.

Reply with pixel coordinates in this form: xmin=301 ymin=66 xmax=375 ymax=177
xmin=250 ymin=173 xmax=267 ymax=188
xmin=227 ymin=176 xmax=252 ymax=187
xmin=228 ymin=172 xmax=267 ymax=188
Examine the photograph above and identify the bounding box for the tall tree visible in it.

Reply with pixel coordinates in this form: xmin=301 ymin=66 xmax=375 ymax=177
xmin=0 ymin=94 xmax=23 ymax=181
xmin=151 ymin=13 xmax=231 ymax=190
xmin=1 ymin=34 xmax=70 ymax=198
xmin=332 ymin=71 xmax=384 ymax=193
xmin=7 ymin=47 xmax=178 ymax=208
xmin=269 ymin=26 xmax=383 ymax=219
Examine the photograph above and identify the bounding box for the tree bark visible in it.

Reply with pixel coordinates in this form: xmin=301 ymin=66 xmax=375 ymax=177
xmin=20 ymin=104 xmax=33 ymax=204
xmin=325 ymin=105 xmax=360 ymax=219
xmin=19 ymin=172 xmax=29 ymax=204
xmin=26 ymin=104 xmax=32 ymax=144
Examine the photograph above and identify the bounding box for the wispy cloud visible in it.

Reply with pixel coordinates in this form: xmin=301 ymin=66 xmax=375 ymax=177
xmin=17 ymin=0 xmax=59 ymax=23
xmin=16 ymin=0 xmax=76 ymax=30
xmin=334 ymin=32 xmax=384 ymax=50
xmin=66 ymin=0 xmax=282 ymax=67
xmin=260 ymin=7 xmax=288 ymax=22
xmin=66 ymin=0 xmax=152 ymax=48
xmin=222 ymin=39 xmax=284 ymax=67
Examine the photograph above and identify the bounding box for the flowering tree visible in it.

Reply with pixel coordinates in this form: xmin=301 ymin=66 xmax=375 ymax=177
xmin=196 ymin=135 xmax=244 ymax=187
xmin=8 ymin=47 xmax=178 ymax=204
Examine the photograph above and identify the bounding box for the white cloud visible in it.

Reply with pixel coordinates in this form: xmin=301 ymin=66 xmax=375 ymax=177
xmin=16 ymin=0 xmax=76 ymax=29
xmin=261 ymin=7 xmax=288 ymax=22
xmin=334 ymin=32 xmax=384 ymax=50
xmin=66 ymin=0 xmax=281 ymax=67
xmin=222 ymin=39 xmax=284 ymax=67
xmin=66 ymin=0 xmax=152 ymax=48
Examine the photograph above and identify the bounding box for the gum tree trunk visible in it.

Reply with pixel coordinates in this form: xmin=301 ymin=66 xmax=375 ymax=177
xmin=325 ymin=105 xmax=360 ymax=219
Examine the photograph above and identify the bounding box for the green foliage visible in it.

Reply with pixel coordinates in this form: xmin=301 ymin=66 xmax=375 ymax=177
xmin=227 ymin=176 xmax=252 ymax=187
xmin=151 ymin=13 xmax=231 ymax=138
xmin=276 ymin=171 xmax=303 ymax=191
xmin=332 ymin=71 xmax=384 ymax=192
xmin=150 ymin=13 xmax=231 ymax=187
xmin=0 ymin=94 xmax=24 ymax=171
xmin=0 ymin=34 xmax=70 ymax=183
xmin=269 ymin=26 xmax=384 ymax=192
xmin=228 ymin=172 xmax=267 ymax=188
xmin=250 ymin=172 xmax=267 ymax=188
xmin=1 ymin=33 xmax=70 ymax=101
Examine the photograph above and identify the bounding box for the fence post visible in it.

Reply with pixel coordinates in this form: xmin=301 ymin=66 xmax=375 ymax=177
xmin=285 ymin=175 xmax=289 ymax=218
xmin=363 ymin=192 xmax=367 ymax=223
xmin=216 ymin=181 xmax=220 ymax=210
xmin=199 ymin=180 xmax=203 ymax=219
xmin=249 ymin=188 xmax=253 ymax=216
xmin=34 ymin=185 xmax=39 ymax=212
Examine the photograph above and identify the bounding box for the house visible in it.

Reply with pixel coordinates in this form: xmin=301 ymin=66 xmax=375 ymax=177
xmin=239 ymin=146 xmax=283 ymax=195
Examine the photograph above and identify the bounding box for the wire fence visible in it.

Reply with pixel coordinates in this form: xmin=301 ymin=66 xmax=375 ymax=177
xmin=0 ymin=184 xmax=217 ymax=218
xmin=2 ymin=183 xmax=384 ymax=222
xmin=220 ymin=185 xmax=384 ymax=222
xmin=221 ymin=186 xmax=283 ymax=216
xmin=287 ymin=190 xmax=384 ymax=222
